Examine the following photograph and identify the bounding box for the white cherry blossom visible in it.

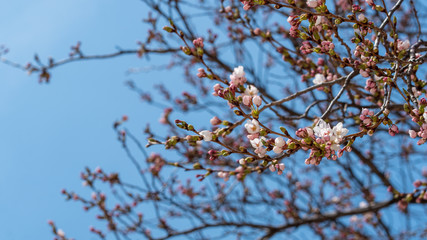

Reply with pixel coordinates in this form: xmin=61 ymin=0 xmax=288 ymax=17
xmin=250 ymin=137 xmax=266 ymax=149
xmin=244 ymin=85 xmax=259 ymax=96
xmin=273 ymin=137 xmax=285 ymax=154
xmin=332 ymin=122 xmax=349 ymax=141
xmin=313 ymin=119 xmax=333 ymax=140
xmin=313 ymin=74 xmax=326 ymax=85
xmin=313 ymin=119 xmax=348 ymax=151
xmin=245 ymin=119 xmax=260 ymax=134
xmin=199 ymin=130 xmax=213 ymax=141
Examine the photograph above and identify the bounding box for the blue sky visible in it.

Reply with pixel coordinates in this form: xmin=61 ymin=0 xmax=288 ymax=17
xmin=0 ymin=1 xmax=165 ymax=239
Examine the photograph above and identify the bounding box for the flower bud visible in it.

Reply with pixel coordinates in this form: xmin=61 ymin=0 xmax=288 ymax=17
xmin=253 ymin=95 xmax=262 ymax=106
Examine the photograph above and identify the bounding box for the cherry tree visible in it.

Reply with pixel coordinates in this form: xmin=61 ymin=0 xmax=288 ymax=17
xmin=3 ymin=0 xmax=427 ymax=239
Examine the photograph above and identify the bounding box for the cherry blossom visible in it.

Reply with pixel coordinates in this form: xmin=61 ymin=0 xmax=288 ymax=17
xmin=230 ymin=66 xmax=246 ymax=86
xmin=199 ymin=130 xmax=213 ymax=141
xmin=306 ymin=0 xmax=319 ymax=8
xmin=313 ymin=119 xmax=348 ymax=151
xmin=313 ymin=74 xmax=326 ymax=85
xmin=244 ymin=119 xmax=260 ymax=134
xmin=313 ymin=119 xmax=333 ymax=141
xmin=332 ymin=122 xmax=349 ymax=142
xmin=244 ymin=85 xmax=259 ymax=96
xmin=250 ymin=137 xmax=266 ymax=149
xmin=397 ymin=39 xmax=410 ymax=51
xmin=409 ymin=130 xmax=417 ymax=138
xmin=273 ymin=137 xmax=286 ymax=154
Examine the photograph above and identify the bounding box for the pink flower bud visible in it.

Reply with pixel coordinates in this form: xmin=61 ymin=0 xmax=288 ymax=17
xmin=413 ymin=180 xmax=422 ymax=188
xmin=389 ymin=125 xmax=398 ymax=136
xmin=360 ymin=69 xmax=370 ymax=77
xmin=357 ymin=14 xmax=366 ymax=22
xmin=213 ymin=84 xmax=221 ymax=92
xmin=242 ymin=95 xmax=252 ymax=106
xmin=408 ymin=130 xmax=417 ymax=138
xmin=363 ymin=118 xmax=372 ymax=125
xmin=210 ymin=116 xmax=222 ymax=125
xmin=397 ymin=39 xmax=410 ymax=51
xmin=239 ymin=158 xmax=246 ymax=165
xmin=192 ymin=37 xmax=204 ymax=48
xmin=57 ymin=229 xmax=65 ymax=237
xmin=197 ymin=68 xmax=207 ymax=78
xmin=306 ymin=0 xmax=318 ymax=8
xmin=253 ymin=95 xmax=262 ymax=106
xmin=391 ymin=124 xmax=399 ymax=132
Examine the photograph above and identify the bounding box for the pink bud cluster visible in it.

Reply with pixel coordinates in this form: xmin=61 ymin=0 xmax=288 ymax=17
xmin=211 ymin=66 xmax=263 ymax=109
xmin=212 ymin=83 xmax=224 ymax=97
xmin=359 ymin=108 xmax=375 ymax=129
xmin=240 ymin=0 xmax=254 ymax=11
xmin=197 ymin=68 xmax=207 ymax=78
xmin=300 ymin=41 xmax=313 ymax=55
xmin=366 ymin=0 xmax=375 ymax=7
xmin=147 ymin=153 xmax=166 ymax=176
xmin=287 ymin=16 xmax=301 ymax=38
xmin=159 ymin=108 xmax=173 ymax=124
xmin=388 ymin=124 xmax=399 ymax=137
xmin=408 ymin=108 xmax=427 ymax=145
xmin=192 ymin=37 xmax=204 ymax=48
xmin=177 ymin=180 xmax=200 ymax=199
xmin=319 ymin=41 xmax=335 ymax=53
xmin=364 ymin=78 xmax=378 ymax=95
xmin=269 ymin=163 xmax=285 ymax=175
xmin=235 ymin=166 xmax=245 ymax=180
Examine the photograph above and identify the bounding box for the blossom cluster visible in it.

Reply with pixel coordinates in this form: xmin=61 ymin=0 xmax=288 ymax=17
xmin=300 ymin=120 xmax=350 ymax=165
xmin=243 ymin=117 xmax=350 ymax=167
xmin=209 ymin=66 xmax=262 ymax=108
xmin=408 ymin=105 xmax=427 ymax=145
